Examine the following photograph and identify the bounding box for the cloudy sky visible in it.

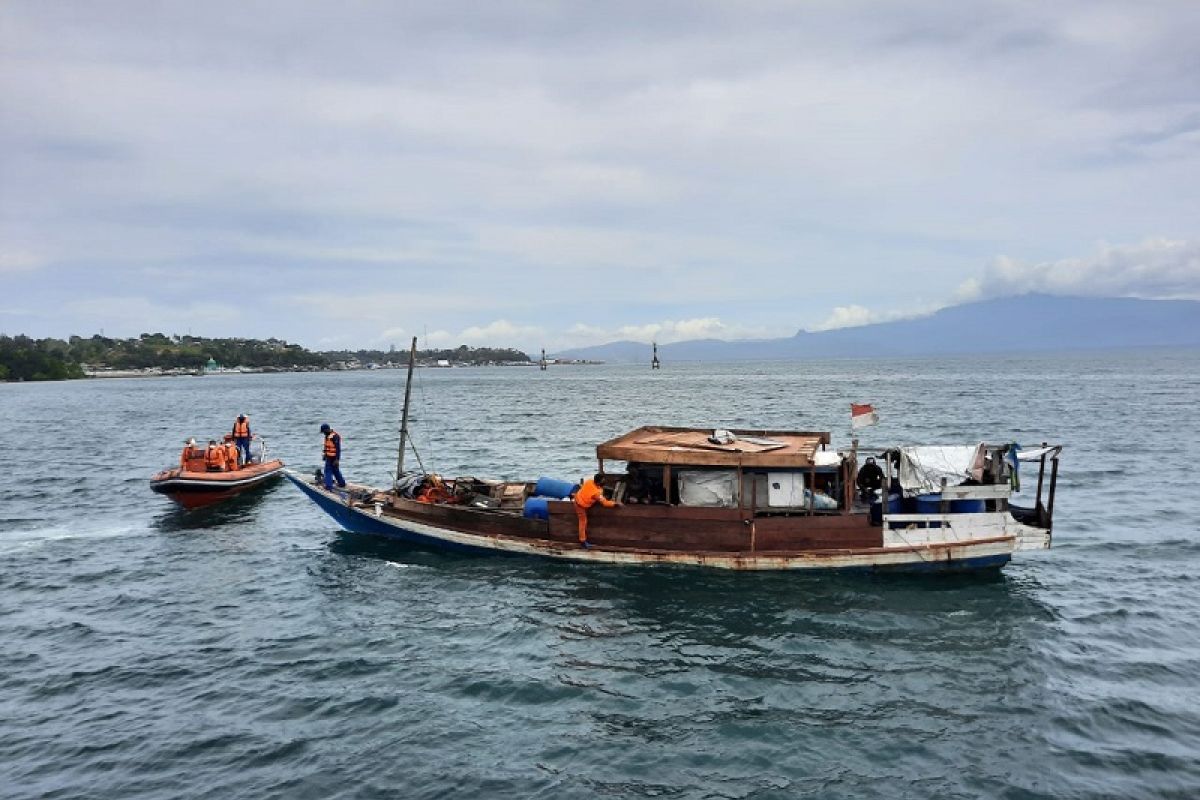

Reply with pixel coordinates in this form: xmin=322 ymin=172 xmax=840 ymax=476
xmin=2 ymin=1 xmax=1198 ymax=353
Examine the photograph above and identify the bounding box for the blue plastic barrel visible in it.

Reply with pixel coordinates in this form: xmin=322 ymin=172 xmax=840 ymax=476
xmin=870 ymin=494 xmax=903 ymax=525
xmin=915 ymin=494 xmax=943 ymax=514
xmin=951 ymin=499 xmax=985 ymax=513
xmin=534 ymin=476 xmax=578 ymax=499
xmin=523 ymin=497 xmax=550 ymax=520
xmin=914 ymin=494 xmax=944 ymax=528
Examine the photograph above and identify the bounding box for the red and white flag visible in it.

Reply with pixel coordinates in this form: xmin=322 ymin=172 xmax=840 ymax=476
xmin=851 ymin=403 xmax=878 ymax=430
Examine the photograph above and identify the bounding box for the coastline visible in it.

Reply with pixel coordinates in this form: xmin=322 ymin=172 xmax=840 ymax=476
xmin=78 ymin=360 xmax=603 ymax=380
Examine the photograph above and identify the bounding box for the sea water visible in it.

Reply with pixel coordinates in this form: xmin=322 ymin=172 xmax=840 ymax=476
xmin=1 ymin=351 xmax=1198 ymax=799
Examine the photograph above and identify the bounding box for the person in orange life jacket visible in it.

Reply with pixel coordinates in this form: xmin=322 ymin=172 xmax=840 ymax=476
xmin=204 ymin=440 xmax=226 ymax=472
xmin=573 ymin=473 xmax=621 ymax=549
xmin=180 ymin=438 xmax=198 ymax=469
xmin=232 ymin=414 xmax=252 ymax=465
xmin=222 ymin=437 xmax=240 ymax=471
xmin=320 ymin=423 xmax=346 ymax=489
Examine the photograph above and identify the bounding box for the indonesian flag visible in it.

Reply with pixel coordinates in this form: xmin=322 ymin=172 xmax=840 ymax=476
xmin=851 ymin=403 xmax=879 ymax=430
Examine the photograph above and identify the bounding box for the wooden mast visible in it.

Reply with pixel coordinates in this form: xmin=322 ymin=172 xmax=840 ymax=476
xmin=395 ymin=336 xmax=418 ymax=482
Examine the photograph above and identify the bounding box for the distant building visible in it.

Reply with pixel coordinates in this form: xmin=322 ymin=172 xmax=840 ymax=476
xmin=204 ymin=357 xmax=220 ymax=372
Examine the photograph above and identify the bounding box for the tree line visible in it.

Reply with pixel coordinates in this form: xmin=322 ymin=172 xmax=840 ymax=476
xmin=0 ymin=334 xmax=530 ymax=381
xmin=0 ymin=336 xmax=86 ymax=381
xmin=327 ymin=344 xmax=531 ymax=365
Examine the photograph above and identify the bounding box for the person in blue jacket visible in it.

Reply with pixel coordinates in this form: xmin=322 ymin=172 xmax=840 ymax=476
xmin=320 ymin=423 xmax=347 ymax=490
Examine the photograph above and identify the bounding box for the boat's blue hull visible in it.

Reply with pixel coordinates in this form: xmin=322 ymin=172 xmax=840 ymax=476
xmin=288 ymin=473 xmax=507 ymax=556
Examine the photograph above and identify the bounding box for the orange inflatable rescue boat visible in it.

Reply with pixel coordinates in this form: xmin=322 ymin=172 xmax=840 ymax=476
xmin=151 ymin=436 xmax=285 ymax=509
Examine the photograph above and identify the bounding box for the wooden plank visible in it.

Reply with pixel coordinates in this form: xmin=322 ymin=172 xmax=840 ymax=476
xmin=598 ymin=448 xmax=815 ymax=468
xmin=612 ymin=425 xmax=830 ymax=442
xmin=388 ymin=497 xmax=550 ymax=538
xmin=547 ymin=520 xmax=748 ymax=550
xmin=541 ymin=502 xmax=884 ymax=552
xmin=755 ymin=532 xmax=884 ymax=550
xmin=597 ymin=425 xmax=831 ymax=468
xmin=546 ymin=501 xmax=742 ymax=522
xmin=753 ymin=514 xmax=872 ymax=531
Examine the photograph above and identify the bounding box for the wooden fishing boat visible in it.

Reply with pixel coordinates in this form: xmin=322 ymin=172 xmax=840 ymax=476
xmin=151 ymin=440 xmax=285 ymax=509
xmin=288 ymin=339 xmax=1061 ymax=572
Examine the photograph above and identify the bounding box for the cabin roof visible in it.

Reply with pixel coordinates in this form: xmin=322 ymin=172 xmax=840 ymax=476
xmin=596 ymin=426 xmax=833 ymax=468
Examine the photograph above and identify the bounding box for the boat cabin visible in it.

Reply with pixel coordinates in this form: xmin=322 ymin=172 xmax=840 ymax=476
xmin=595 ymin=426 xmax=852 ymax=515
xmin=590 ymin=427 xmax=1060 ymax=526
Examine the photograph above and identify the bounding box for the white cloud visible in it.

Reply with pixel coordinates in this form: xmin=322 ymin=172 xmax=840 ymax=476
xmin=378 ymin=326 xmax=408 ymax=342
xmin=427 ymin=320 xmax=547 ymax=349
xmin=952 ymin=277 xmax=983 ymax=304
xmin=556 ymin=317 xmax=790 ymax=348
xmin=808 ymin=304 xmax=933 ymax=332
xmin=810 ymin=305 xmax=874 ymax=331
xmin=365 ymin=320 xmax=546 ymax=352
xmin=958 ymin=238 xmax=1200 ymax=301
xmin=615 ymin=318 xmax=732 ymax=343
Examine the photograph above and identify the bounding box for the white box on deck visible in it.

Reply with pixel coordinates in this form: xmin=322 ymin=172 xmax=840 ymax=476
xmin=767 ymin=472 xmax=806 ymax=507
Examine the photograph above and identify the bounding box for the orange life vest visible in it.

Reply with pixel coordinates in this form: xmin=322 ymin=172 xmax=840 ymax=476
xmin=574 ymin=479 xmax=612 ymax=509
xmin=205 ymin=446 xmax=225 ymax=470
xmin=224 ymin=442 xmax=239 ymax=470
xmin=323 ymin=431 xmax=340 ymax=459
xmin=233 ymin=418 xmax=250 ymax=438
xmin=417 ymin=486 xmax=451 ymax=504
xmin=417 ymin=475 xmax=452 ymax=504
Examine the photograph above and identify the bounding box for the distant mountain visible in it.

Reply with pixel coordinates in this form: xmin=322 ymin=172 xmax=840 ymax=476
xmin=553 ymin=294 xmax=1200 ymax=362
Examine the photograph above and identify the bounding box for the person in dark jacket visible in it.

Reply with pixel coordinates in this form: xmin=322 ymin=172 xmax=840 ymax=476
xmin=856 ymin=457 xmax=884 ymax=500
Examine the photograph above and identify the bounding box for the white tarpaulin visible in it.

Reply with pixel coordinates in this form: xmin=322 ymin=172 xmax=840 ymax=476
xmin=1017 ymin=445 xmax=1061 ymax=462
xmin=813 ymin=450 xmax=843 ymax=467
xmin=897 ymin=445 xmax=983 ymax=495
xmin=677 ymin=470 xmax=738 ymax=507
